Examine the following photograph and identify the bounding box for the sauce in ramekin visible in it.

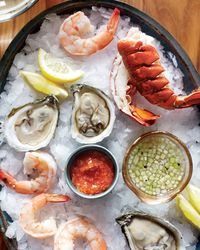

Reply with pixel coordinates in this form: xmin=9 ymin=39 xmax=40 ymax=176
xmin=70 ymin=150 xmax=115 ymax=195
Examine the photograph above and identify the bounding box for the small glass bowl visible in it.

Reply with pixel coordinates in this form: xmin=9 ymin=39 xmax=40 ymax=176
xmin=0 ymin=0 xmax=38 ymax=23
xmin=123 ymin=131 xmax=193 ymax=204
xmin=65 ymin=144 xmax=119 ymax=199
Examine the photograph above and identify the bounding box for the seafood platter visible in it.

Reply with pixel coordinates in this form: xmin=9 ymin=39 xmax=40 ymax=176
xmin=0 ymin=0 xmax=200 ymax=249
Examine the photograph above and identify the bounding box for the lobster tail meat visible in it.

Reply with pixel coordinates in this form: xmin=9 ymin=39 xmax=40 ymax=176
xmin=111 ymin=27 xmax=200 ymax=126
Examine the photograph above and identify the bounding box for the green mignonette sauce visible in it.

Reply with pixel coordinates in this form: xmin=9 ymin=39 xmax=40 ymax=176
xmin=127 ymin=136 xmax=185 ymax=196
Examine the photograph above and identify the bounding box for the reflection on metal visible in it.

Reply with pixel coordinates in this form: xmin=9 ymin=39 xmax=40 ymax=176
xmin=0 ymin=0 xmax=38 ymax=22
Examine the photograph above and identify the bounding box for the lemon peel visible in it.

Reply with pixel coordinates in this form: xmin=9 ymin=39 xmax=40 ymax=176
xmin=176 ymin=193 xmax=200 ymax=230
xmin=187 ymin=184 xmax=200 ymax=214
xmin=20 ymin=71 xmax=68 ymax=100
xmin=38 ymin=48 xmax=84 ymax=84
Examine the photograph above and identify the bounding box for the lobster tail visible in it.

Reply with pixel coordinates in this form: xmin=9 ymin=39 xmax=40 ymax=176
xmin=174 ymin=90 xmax=200 ymax=108
xmin=118 ymin=37 xmax=200 ymax=111
xmin=113 ymin=27 xmax=200 ymax=127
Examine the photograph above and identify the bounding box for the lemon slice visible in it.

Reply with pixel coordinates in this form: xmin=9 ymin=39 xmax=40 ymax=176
xmin=176 ymin=194 xmax=200 ymax=229
xmin=187 ymin=184 xmax=200 ymax=213
xmin=20 ymin=71 xmax=68 ymax=100
xmin=38 ymin=48 xmax=84 ymax=84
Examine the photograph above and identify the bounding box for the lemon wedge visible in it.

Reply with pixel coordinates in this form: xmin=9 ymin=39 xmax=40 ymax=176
xmin=20 ymin=71 xmax=68 ymax=100
xmin=38 ymin=48 xmax=84 ymax=84
xmin=187 ymin=184 xmax=200 ymax=213
xmin=176 ymin=194 xmax=200 ymax=229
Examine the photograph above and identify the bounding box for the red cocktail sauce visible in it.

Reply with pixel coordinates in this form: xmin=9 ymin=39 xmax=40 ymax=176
xmin=70 ymin=150 xmax=115 ymax=195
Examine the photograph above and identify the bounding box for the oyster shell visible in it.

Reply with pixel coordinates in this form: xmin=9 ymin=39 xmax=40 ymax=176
xmin=116 ymin=212 xmax=185 ymax=250
xmin=5 ymin=95 xmax=59 ymax=151
xmin=71 ymin=84 xmax=115 ymax=144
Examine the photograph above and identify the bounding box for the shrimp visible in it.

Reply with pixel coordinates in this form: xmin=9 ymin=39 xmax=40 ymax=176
xmin=54 ymin=216 xmax=107 ymax=250
xmin=0 ymin=151 xmax=57 ymax=194
xmin=59 ymin=8 xmax=120 ymax=56
xmin=19 ymin=193 xmax=71 ymax=238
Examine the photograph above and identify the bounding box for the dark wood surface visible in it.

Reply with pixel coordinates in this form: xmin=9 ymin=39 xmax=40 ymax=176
xmin=0 ymin=0 xmax=199 ymax=249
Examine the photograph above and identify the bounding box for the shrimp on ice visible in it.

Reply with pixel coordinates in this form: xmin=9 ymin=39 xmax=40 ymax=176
xmin=19 ymin=193 xmax=71 ymax=238
xmin=59 ymin=8 xmax=120 ymax=56
xmin=54 ymin=216 xmax=107 ymax=250
xmin=0 ymin=151 xmax=57 ymax=194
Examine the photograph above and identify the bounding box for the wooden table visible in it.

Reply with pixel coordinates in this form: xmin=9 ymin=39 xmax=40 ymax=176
xmin=0 ymin=0 xmax=199 ymax=249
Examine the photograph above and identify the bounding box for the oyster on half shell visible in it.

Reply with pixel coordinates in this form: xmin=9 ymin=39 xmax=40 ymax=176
xmin=5 ymin=95 xmax=59 ymax=152
xmin=116 ymin=212 xmax=185 ymax=250
xmin=71 ymin=84 xmax=115 ymax=144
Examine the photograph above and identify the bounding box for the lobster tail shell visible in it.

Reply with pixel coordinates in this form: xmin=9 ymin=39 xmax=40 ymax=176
xmin=117 ymin=40 xmax=142 ymax=56
xmin=110 ymin=52 xmax=160 ymax=127
xmin=112 ymin=27 xmax=200 ymax=126
xmin=130 ymin=106 xmax=160 ymax=126
xmin=174 ymin=90 xmax=200 ymax=108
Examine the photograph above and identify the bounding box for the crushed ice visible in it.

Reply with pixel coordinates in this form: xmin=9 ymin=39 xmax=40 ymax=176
xmin=0 ymin=6 xmax=199 ymax=250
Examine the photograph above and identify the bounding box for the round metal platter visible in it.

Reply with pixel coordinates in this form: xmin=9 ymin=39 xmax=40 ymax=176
xmin=0 ymin=0 xmax=199 ymax=249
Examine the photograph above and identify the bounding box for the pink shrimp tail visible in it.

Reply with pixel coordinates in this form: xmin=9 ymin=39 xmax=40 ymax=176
xmin=113 ymin=8 xmax=120 ymax=17
xmin=95 ymin=8 xmax=120 ymax=51
xmin=0 ymin=169 xmax=16 ymax=189
xmin=46 ymin=194 xmax=71 ymax=203
xmin=107 ymin=8 xmax=120 ymax=32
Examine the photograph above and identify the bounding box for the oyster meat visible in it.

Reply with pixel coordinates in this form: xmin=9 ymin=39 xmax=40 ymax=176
xmin=71 ymin=84 xmax=115 ymax=144
xmin=5 ymin=95 xmax=59 ymax=151
xmin=116 ymin=212 xmax=185 ymax=250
